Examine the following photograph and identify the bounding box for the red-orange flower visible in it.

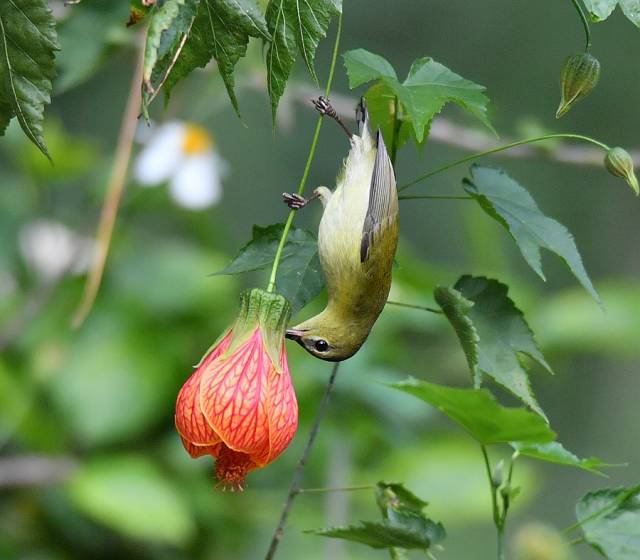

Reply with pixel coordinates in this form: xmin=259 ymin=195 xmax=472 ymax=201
xmin=175 ymin=289 xmax=297 ymax=490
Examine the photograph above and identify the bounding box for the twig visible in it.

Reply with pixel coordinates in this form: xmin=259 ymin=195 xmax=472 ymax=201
xmin=71 ymin=44 xmax=144 ymax=328
xmin=386 ymin=300 xmax=443 ymax=314
xmin=264 ymin=362 xmax=341 ymax=560
xmin=280 ymin=83 xmax=637 ymax=168
xmin=0 ymin=455 xmax=77 ymax=487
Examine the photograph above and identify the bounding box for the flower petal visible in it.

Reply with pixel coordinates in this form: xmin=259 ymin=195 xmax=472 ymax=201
xmin=262 ymin=348 xmax=298 ymax=465
xmin=169 ymin=152 xmax=223 ymax=210
xmin=133 ymin=122 xmax=185 ymax=186
xmin=199 ymin=330 xmax=270 ymax=458
xmin=175 ymin=332 xmax=233 ymax=450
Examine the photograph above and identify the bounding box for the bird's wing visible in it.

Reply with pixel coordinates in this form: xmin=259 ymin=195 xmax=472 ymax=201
xmin=360 ymin=130 xmax=397 ymax=263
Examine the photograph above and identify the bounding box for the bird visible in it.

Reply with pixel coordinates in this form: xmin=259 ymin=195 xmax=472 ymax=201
xmin=283 ymin=97 xmax=399 ymax=361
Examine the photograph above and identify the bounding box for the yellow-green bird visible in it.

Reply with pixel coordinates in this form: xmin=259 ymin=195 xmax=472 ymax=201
xmin=284 ymin=97 xmax=399 ymax=361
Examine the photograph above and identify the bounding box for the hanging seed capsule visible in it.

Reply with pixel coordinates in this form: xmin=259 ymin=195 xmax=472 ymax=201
xmin=605 ymin=147 xmax=639 ymax=195
xmin=556 ymin=53 xmax=600 ymax=118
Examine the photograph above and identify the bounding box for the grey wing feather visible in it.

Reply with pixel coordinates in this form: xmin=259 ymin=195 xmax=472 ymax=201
xmin=360 ymin=130 xmax=397 ymax=263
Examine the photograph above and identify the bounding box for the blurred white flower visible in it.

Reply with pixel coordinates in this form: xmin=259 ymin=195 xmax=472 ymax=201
xmin=19 ymin=220 xmax=94 ymax=282
xmin=133 ymin=121 xmax=226 ymax=210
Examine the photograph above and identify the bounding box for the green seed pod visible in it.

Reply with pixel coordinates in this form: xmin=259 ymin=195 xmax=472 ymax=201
xmin=605 ymin=147 xmax=639 ymax=195
xmin=556 ymin=53 xmax=600 ymax=118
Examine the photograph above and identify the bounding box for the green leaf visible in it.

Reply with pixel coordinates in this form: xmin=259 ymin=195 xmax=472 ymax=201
xmin=511 ymin=441 xmax=616 ymax=476
xmin=67 ymin=455 xmax=196 ymax=546
xmin=343 ymin=48 xmax=493 ymax=146
xmin=265 ymin=0 xmax=341 ymax=119
xmin=0 ymin=0 xmax=59 ymax=157
xmin=343 ymin=48 xmax=397 ymax=88
xmin=576 ymin=485 xmax=640 ymax=559
xmin=390 ymin=377 xmax=556 ymax=445
xmin=162 ymin=0 xmax=269 ymax=114
xmin=142 ymin=0 xmax=199 ymax=112
xmin=376 ymin=482 xmax=429 ymax=516
xmin=398 ymin=57 xmax=494 ymax=142
xmin=583 ymin=0 xmax=640 ymax=26
xmin=215 ymin=224 xmax=324 ymax=313
xmin=464 ymin=165 xmax=600 ymax=303
xmin=306 ymin=521 xmax=438 ymax=550
xmin=448 ymin=275 xmax=551 ymax=417
xmin=433 ymin=285 xmax=479 ymax=375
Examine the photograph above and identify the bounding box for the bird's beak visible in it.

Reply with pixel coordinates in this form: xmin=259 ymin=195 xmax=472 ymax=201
xmin=285 ymin=328 xmax=305 ymax=341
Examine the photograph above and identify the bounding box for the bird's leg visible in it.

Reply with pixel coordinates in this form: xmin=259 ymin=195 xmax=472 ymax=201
xmin=312 ymin=96 xmax=353 ymax=139
xmin=282 ymin=191 xmax=321 ymax=210
xmin=282 ymin=187 xmax=332 ymax=210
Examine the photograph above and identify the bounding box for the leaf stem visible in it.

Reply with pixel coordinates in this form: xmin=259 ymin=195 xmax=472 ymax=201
xmin=386 ymin=300 xmax=443 ymax=314
xmin=481 ymin=445 xmax=509 ymax=560
xmin=398 ymin=133 xmax=610 ymax=192
xmin=71 ymin=41 xmax=145 ymax=327
xmin=264 ymin=362 xmax=341 ymax=560
xmin=297 ymin=484 xmax=375 ymax=494
xmin=390 ymin=95 xmax=401 ymax=166
xmin=398 ymin=195 xmax=473 ymax=201
xmin=571 ymin=0 xmax=592 ymax=51
xmin=266 ymin=12 xmax=343 ymax=293
xmin=562 ymin=485 xmax=639 ymax=535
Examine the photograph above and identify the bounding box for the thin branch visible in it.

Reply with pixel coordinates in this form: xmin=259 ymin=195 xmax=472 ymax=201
xmin=281 ymin=83 xmax=636 ymax=168
xmin=386 ymin=300 xmax=443 ymax=314
xmin=298 ymin=484 xmax=375 ymax=494
xmin=264 ymin=362 xmax=341 ymax=560
xmin=71 ymin=43 xmax=144 ymax=328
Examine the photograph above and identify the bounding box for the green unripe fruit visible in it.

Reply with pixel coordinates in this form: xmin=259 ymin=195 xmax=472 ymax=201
xmin=605 ymin=147 xmax=639 ymax=195
xmin=556 ymin=53 xmax=600 ymax=118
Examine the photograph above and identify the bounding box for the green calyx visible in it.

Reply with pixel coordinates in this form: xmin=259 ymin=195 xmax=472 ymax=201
xmin=227 ymin=288 xmax=292 ymax=372
xmin=556 ymin=53 xmax=600 ymax=118
xmin=605 ymin=147 xmax=640 ymax=195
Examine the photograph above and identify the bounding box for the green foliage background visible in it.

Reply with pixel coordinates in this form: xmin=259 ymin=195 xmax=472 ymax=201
xmin=1 ymin=1 xmax=640 ymax=559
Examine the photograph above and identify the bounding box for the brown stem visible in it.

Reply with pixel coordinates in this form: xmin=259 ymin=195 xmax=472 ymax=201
xmin=264 ymin=362 xmax=341 ymax=560
xmin=71 ymin=45 xmax=144 ymax=328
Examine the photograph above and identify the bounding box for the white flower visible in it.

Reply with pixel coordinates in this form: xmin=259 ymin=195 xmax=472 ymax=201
xmin=19 ymin=220 xmax=94 ymax=282
xmin=133 ymin=121 xmax=226 ymax=210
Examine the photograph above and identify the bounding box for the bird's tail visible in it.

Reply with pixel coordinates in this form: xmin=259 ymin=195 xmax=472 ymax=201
xmin=356 ymin=97 xmax=371 ymax=138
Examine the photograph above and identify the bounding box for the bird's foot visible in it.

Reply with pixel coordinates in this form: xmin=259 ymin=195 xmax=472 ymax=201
xmin=312 ymin=96 xmax=353 ymax=139
xmin=282 ymin=192 xmax=309 ymax=210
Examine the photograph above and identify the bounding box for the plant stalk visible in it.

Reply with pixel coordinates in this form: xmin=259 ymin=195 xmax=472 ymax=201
xmin=264 ymin=362 xmax=341 ymax=560
xmin=266 ymin=12 xmax=343 ymax=293
xmin=398 ymin=133 xmax=610 ymax=192
xmin=571 ymin=0 xmax=592 ymax=51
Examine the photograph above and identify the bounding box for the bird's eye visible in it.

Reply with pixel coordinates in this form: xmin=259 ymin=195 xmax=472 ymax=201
xmin=314 ymin=339 xmax=330 ymax=352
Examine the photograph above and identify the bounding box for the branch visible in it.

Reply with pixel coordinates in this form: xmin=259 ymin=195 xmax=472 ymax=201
xmin=285 ymin=83 xmax=635 ymax=168
xmin=264 ymin=362 xmax=341 ymax=560
xmin=71 ymin=40 xmax=144 ymax=328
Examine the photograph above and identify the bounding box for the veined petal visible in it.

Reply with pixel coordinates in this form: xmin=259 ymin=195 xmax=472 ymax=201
xmin=133 ymin=121 xmax=185 ymax=186
xmin=199 ymin=329 xmax=271 ymax=458
xmin=263 ymin=348 xmax=298 ymax=465
xmin=175 ymin=332 xmax=233 ymax=451
xmin=169 ymin=151 xmax=223 ymax=210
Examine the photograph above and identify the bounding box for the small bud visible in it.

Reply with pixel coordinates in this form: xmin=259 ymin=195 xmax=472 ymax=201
xmin=556 ymin=53 xmax=600 ymax=118
xmin=605 ymin=147 xmax=639 ymax=195
xmin=492 ymin=459 xmax=504 ymax=487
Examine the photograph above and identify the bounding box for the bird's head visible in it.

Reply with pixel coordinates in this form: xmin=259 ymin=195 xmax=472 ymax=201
xmin=285 ymin=310 xmax=370 ymax=361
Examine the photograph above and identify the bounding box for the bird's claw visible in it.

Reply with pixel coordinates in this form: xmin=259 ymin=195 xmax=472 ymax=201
xmin=282 ymin=192 xmax=307 ymax=210
xmin=312 ymin=96 xmax=337 ymax=118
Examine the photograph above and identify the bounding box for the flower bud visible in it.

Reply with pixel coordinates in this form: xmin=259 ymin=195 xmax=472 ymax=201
xmin=605 ymin=147 xmax=639 ymax=195
xmin=175 ymin=288 xmax=298 ymax=490
xmin=556 ymin=53 xmax=600 ymax=118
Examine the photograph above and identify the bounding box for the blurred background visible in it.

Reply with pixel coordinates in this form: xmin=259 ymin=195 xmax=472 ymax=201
xmin=1 ymin=1 xmax=639 ymax=559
